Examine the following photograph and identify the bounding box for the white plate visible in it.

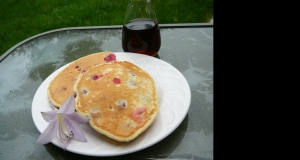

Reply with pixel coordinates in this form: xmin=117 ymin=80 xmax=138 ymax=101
xmin=31 ymin=52 xmax=191 ymax=156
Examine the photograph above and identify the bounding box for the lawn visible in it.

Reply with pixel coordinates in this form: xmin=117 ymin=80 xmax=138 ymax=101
xmin=0 ymin=0 xmax=213 ymax=56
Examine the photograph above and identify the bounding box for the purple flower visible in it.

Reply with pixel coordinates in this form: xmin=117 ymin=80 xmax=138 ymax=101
xmin=36 ymin=95 xmax=89 ymax=150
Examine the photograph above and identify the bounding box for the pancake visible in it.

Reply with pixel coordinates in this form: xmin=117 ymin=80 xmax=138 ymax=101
xmin=73 ymin=61 xmax=159 ymax=142
xmin=47 ymin=51 xmax=116 ymax=108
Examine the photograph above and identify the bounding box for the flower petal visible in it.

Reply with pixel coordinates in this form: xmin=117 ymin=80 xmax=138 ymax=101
xmin=62 ymin=138 xmax=71 ymax=151
xmin=36 ymin=119 xmax=58 ymax=144
xmin=59 ymin=95 xmax=75 ymax=114
xmin=66 ymin=112 xmax=90 ymax=124
xmin=41 ymin=110 xmax=58 ymax=122
xmin=61 ymin=114 xmax=87 ymax=142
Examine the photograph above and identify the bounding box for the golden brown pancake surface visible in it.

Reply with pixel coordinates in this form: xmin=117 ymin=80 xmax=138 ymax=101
xmin=73 ymin=61 xmax=159 ymax=142
xmin=47 ymin=51 xmax=116 ymax=108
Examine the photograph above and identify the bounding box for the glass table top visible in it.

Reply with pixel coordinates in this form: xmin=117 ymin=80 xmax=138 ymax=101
xmin=0 ymin=25 xmax=213 ymax=160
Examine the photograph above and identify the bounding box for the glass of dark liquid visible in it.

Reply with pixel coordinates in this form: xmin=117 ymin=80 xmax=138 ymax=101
xmin=122 ymin=0 xmax=161 ymax=57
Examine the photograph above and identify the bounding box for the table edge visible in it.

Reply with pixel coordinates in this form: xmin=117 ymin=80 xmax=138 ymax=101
xmin=0 ymin=23 xmax=213 ymax=62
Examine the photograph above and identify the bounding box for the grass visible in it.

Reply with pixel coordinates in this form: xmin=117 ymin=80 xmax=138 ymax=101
xmin=0 ymin=0 xmax=213 ymax=57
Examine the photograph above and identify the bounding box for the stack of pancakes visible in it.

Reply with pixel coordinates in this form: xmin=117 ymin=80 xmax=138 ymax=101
xmin=47 ymin=52 xmax=159 ymax=142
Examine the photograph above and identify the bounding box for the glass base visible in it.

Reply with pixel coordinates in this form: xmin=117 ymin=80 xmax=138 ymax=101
xmin=154 ymin=53 xmax=160 ymax=59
